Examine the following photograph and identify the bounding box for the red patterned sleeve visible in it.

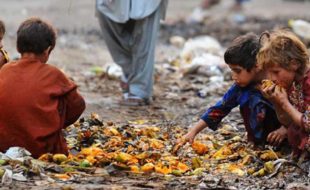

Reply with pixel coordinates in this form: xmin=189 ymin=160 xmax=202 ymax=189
xmin=302 ymin=71 xmax=310 ymax=132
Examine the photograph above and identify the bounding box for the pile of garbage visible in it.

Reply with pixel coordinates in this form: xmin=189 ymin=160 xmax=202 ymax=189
xmin=0 ymin=113 xmax=304 ymax=185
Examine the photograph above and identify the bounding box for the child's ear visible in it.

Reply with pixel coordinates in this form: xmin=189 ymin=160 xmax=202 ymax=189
xmin=43 ymin=46 xmax=52 ymax=57
xmin=46 ymin=46 xmax=52 ymax=54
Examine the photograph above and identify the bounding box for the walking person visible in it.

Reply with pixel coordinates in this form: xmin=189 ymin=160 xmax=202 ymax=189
xmin=96 ymin=0 xmax=168 ymax=106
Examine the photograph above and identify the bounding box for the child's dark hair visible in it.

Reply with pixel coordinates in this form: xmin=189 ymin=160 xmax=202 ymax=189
xmin=0 ymin=20 xmax=5 ymax=35
xmin=17 ymin=17 xmax=56 ymax=54
xmin=224 ymin=33 xmax=259 ymax=71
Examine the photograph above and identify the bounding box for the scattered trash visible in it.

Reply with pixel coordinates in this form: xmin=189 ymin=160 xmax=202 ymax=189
xmin=181 ymin=53 xmax=225 ymax=77
xmin=232 ymin=13 xmax=246 ymax=24
xmin=12 ymin=172 xmax=27 ymax=182
xmin=169 ymin=36 xmax=186 ymax=48
xmin=1 ymin=3 xmax=309 ymax=189
xmin=90 ymin=66 xmax=105 ymax=76
xmin=181 ymin=36 xmax=222 ymax=62
xmin=1 ymin=169 xmax=12 ymax=185
xmin=288 ymin=19 xmax=310 ymax=40
xmin=187 ymin=7 xmax=210 ymax=23
xmin=105 ymin=63 xmax=123 ymax=80
xmin=3 ymin=147 xmax=32 ymax=162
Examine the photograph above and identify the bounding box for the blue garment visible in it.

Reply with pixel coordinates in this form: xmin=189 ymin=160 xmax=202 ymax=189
xmin=236 ymin=0 xmax=250 ymax=3
xmin=201 ymin=83 xmax=280 ymax=143
xmin=96 ymin=0 xmax=168 ymax=23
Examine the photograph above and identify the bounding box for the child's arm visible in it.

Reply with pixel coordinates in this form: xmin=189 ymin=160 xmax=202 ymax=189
xmin=278 ymin=96 xmax=309 ymax=132
xmin=181 ymin=84 xmax=240 ymax=143
xmin=274 ymin=104 xmax=293 ymax=126
xmin=261 ymin=84 xmax=302 ymax=127
xmin=63 ymin=88 xmax=85 ymax=126
xmin=279 ymin=98 xmax=303 ymax=127
xmin=183 ymin=119 xmax=208 ymax=143
xmin=54 ymin=69 xmax=86 ymax=127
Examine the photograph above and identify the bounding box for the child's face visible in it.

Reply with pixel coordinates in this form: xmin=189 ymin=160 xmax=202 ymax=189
xmin=265 ymin=64 xmax=296 ymax=89
xmin=228 ymin=64 xmax=258 ymax=87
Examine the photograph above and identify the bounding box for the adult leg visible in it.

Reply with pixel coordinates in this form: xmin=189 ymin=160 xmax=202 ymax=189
xmin=127 ymin=4 xmax=163 ymax=100
xmin=97 ymin=12 xmax=133 ymax=81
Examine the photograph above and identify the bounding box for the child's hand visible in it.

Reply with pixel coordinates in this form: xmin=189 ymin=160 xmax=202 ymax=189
xmin=267 ymin=126 xmax=287 ymax=146
xmin=179 ymin=120 xmax=207 ymax=144
xmin=260 ymin=82 xmax=289 ymax=106
xmin=172 ymin=131 xmax=196 ymax=155
xmin=272 ymin=85 xmax=289 ymax=106
xmin=182 ymin=131 xmax=197 ymax=144
xmin=0 ymin=48 xmax=9 ymax=68
xmin=260 ymin=82 xmax=276 ymax=99
xmin=0 ymin=51 xmax=6 ymax=66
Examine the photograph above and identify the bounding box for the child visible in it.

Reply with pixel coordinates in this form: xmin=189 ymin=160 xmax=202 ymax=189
xmin=0 ymin=19 xmax=9 ymax=68
xmin=182 ymin=33 xmax=286 ymax=146
xmin=0 ymin=17 xmax=85 ymax=158
xmin=257 ymin=29 xmax=310 ymax=158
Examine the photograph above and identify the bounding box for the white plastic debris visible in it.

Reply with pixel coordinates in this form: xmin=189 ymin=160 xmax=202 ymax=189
xmin=12 ymin=172 xmax=27 ymax=182
xmin=288 ymin=19 xmax=310 ymax=40
xmin=181 ymin=53 xmax=226 ymax=77
xmin=4 ymin=147 xmax=31 ymax=161
xmin=187 ymin=7 xmax=210 ymax=23
xmin=197 ymin=80 xmax=228 ymax=98
xmin=232 ymin=13 xmax=246 ymax=23
xmin=105 ymin=63 xmax=123 ymax=79
xmin=181 ymin=35 xmax=222 ymax=62
xmin=191 ymin=53 xmax=223 ymax=66
xmin=1 ymin=169 xmax=13 ymax=184
xmin=88 ymin=63 xmax=123 ymax=79
xmin=169 ymin=36 xmax=186 ymax=48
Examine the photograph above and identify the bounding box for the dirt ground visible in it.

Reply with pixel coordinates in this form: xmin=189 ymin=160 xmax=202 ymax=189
xmin=1 ymin=0 xmax=310 ymax=189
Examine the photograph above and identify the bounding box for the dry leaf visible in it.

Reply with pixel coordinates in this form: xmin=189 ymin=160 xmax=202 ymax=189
xmin=192 ymin=141 xmax=208 ymax=155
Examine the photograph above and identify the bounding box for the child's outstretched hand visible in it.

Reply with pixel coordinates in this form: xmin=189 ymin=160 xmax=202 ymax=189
xmin=172 ymin=131 xmax=196 ymax=155
xmin=267 ymin=126 xmax=287 ymax=146
xmin=172 ymin=120 xmax=207 ymax=155
xmin=182 ymin=130 xmax=197 ymax=144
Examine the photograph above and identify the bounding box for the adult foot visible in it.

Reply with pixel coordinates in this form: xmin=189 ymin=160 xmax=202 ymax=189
xmin=120 ymin=95 xmax=150 ymax=106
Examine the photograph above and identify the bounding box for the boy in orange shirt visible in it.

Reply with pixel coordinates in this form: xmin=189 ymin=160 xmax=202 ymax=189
xmin=0 ymin=17 xmax=85 ymax=158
